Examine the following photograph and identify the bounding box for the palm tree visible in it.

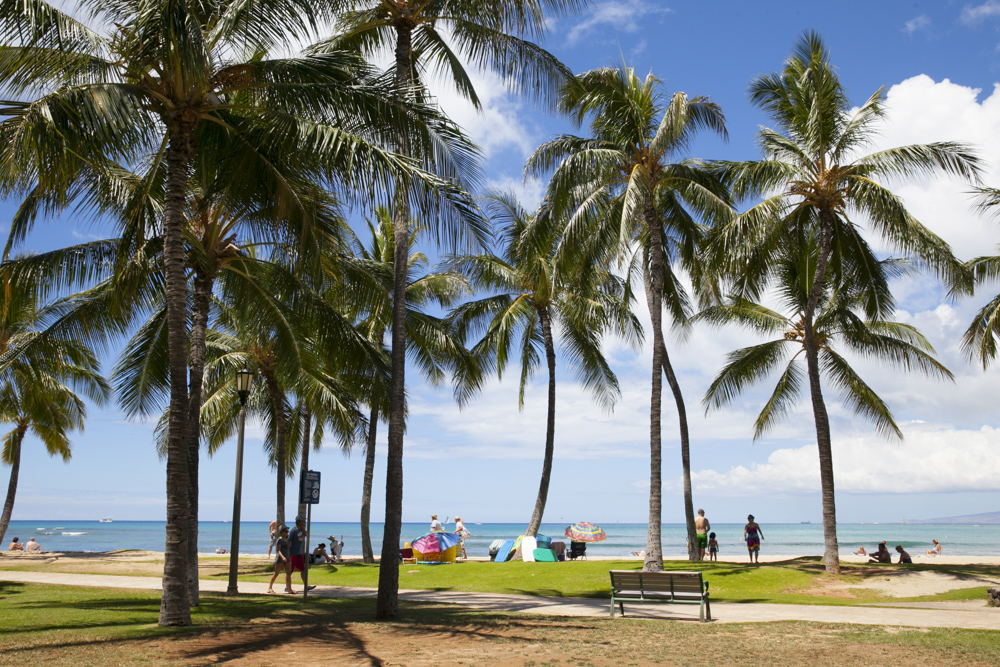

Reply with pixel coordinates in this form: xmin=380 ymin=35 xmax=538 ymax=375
xmin=313 ymin=0 xmax=583 ymax=618
xmin=0 ymin=0 xmax=476 ymax=625
xmin=526 ymin=64 xmax=730 ymax=569
xmin=709 ymin=32 xmax=980 ymax=574
xmin=698 ymin=246 xmax=952 ymax=452
xmin=0 ymin=269 xmax=111 ymax=545
xmin=963 ymin=187 xmax=1000 ymax=366
xmin=448 ymin=192 xmax=638 ymax=538
xmin=345 ymin=209 xmax=471 ymax=563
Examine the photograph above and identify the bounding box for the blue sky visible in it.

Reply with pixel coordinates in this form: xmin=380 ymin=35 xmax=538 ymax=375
xmin=6 ymin=1 xmax=1000 ymax=528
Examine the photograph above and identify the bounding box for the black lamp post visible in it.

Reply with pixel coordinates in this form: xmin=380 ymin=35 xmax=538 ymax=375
xmin=226 ymin=367 xmax=254 ymax=595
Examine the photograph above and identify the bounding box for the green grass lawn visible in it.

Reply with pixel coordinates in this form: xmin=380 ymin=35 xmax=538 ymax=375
xmin=1 ymin=581 xmax=999 ymax=667
xmin=221 ymin=556 xmax=992 ymax=606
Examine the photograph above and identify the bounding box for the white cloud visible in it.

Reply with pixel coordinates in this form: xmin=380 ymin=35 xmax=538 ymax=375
xmin=564 ymin=1 xmax=671 ymax=46
xmin=961 ymin=1 xmax=1000 ymax=26
xmin=864 ymin=75 xmax=1000 ymax=261
xmin=690 ymin=424 xmax=1000 ymax=495
xmin=903 ymin=15 xmax=932 ymax=34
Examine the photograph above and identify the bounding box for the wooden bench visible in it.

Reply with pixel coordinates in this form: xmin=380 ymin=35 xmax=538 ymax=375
xmin=609 ymin=570 xmax=711 ymax=621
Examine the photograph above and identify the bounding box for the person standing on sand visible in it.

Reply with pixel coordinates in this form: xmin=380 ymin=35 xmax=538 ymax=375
xmin=268 ymin=526 xmax=293 ymax=594
xmin=708 ymin=532 xmax=719 ymax=561
xmin=24 ymin=537 xmax=40 ymax=552
xmin=695 ymin=509 xmax=710 ymax=560
xmin=267 ymin=519 xmax=278 ymax=557
xmin=744 ymin=515 xmax=764 ymax=563
xmin=7 ymin=537 xmax=22 ymax=551
xmin=430 ymin=514 xmax=444 ymax=533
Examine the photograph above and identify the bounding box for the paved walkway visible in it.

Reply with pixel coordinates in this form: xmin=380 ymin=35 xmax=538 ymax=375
xmin=1 ymin=571 xmax=998 ymax=630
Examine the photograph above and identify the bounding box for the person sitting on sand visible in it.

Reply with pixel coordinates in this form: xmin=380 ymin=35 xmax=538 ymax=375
xmin=926 ymin=539 xmax=941 ymax=556
xmin=24 ymin=537 xmax=40 ymax=552
xmin=311 ymin=543 xmax=332 ymax=564
xmin=895 ymin=545 xmax=912 ymax=564
xmin=854 ymin=546 xmax=867 ymax=556
xmin=327 ymin=536 xmax=344 ymax=562
xmin=215 ymin=547 xmax=227 ymax=554
xmin=868 ymin=541 xmax=891 ymax=563
xmin=7 ymin=537 xmax=22 ymax=551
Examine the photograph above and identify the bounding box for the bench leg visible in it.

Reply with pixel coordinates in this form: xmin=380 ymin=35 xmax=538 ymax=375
xmin=610 ymin=595 xmax=615 ymax=618
xmin=619 ymin=601 xmax=625 ymax=617
xmin=705 ymin=597 xmax=711 ymax=622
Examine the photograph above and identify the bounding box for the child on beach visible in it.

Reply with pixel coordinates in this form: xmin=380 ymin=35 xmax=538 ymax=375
xmin=895 ymin=545 xmax=912 ymax=564
xmin=268 ymin=526 xmax=294 ymax=594
xmin=708 ymin=532 xmax=719 ymax=561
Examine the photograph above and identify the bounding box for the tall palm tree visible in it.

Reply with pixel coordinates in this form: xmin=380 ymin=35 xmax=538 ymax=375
xmin=709 ymin=32 xmax=980 ymax=574
xmin=448 ymin=192 xmax=638 ymax=538
xmin=345 ymin=209 xmax=471 ymax=563
xmin=0 ymin=0 xmax=475 ymax=625
xmin=313 ymin=0 xmax=583 ymax=618
xmin=526 ymin=64 xmax=730 ymax=569
xmin=963 ymin=187 xmax=1000 ymax=366
xmin=0 ymin=268 xmax=111 ymax=545
xmin=698 ymin=247 xmax=952 ymax=452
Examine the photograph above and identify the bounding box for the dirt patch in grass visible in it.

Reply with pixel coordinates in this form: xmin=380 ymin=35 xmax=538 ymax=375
xmin=140 ymin=609 xmax=998 ymax=666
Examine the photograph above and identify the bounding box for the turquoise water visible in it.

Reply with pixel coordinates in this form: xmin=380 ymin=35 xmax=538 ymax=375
xmin=7 ymin=520 xmax=998 ymax=558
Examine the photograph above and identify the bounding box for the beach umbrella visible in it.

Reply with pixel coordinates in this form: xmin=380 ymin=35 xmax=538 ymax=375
xmin=565 ymin=522 xmax=606 ymax=542
xmin=411 ymin=532 xmax=461 ymax=554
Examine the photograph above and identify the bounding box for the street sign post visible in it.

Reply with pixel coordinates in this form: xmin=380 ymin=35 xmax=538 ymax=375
xmin=299 ymin=471 xmax=320 ymax=599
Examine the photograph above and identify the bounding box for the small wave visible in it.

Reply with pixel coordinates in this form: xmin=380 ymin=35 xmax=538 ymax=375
xmin=41 ymin=532 xmax=55 ymax=535
xmin=61 ymin=532 xmax=86 ymax=536
xmin=36 ymin=527 xmax=46 ymax=530
xmin=53 ymin=527 xmax=65 ymax=530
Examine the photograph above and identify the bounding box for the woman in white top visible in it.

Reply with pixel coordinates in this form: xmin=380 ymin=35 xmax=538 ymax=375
xmin=429 ymin=514 xmax=444 ymax=533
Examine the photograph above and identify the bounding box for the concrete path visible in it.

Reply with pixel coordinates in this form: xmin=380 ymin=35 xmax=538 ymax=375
xmin=2 ymin=571 xmax=998 ymax=631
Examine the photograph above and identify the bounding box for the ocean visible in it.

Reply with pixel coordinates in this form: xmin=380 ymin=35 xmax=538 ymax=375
xmin=7 ymin=520 xmax=1000 ymax=558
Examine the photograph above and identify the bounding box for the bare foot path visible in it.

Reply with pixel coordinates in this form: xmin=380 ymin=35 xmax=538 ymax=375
xmin=1 ymin=570 xmax=997 ymax=630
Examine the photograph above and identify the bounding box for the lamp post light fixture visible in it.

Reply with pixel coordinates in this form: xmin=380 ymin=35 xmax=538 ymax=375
xmin=226 ymin=367 xmax=254 ymax=595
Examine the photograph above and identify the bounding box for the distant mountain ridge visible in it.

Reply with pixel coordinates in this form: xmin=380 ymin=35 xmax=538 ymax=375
xmin=911 ymin=511 xmax=1000 ymax=525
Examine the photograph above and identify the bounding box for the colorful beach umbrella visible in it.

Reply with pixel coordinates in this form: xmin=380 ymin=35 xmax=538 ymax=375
xmin=411 ymin=532 xmax=461 ymax=554
xmin=565 ymin=522 xmax=606 ymax=542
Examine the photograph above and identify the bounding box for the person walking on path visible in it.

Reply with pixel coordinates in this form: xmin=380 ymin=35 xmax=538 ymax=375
xmin=268 ymin=526 xmax=293 ymax=594
xmin=744 ymin=515 xmax=764 ymax=563
xmin=694 ymin=510 xmax=710 ymax=560
xmin=289 ymin=516 xmax=315 ymax=591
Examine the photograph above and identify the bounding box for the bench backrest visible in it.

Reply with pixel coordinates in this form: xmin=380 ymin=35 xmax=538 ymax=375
xmin=609 ymin=570 xmax=704 ymax=596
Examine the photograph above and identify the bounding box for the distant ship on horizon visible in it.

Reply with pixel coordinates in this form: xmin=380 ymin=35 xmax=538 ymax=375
xmin=99 ymin=518 xmax=113 ymax=523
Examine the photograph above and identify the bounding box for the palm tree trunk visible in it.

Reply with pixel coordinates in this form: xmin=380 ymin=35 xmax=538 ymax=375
xmin=804 ymin=215 xmax=840 ymax=574
xmin=642 ymin=225 xmax=665 ymax=572
xmin=185 ymin=271 xmax=213 ymax=605
xmin=660 ymin=349 xmax=699 ymax=561
xmin=265 ymin=372 xmax=287 ymax=529
xmin=526 ymin=306 xmax=557 ymax=537
xmin=377 ymin=20 xmax=414 ymax=621
xmin=0 ymin=425 xmax=26 ymax=546
xmin=361 ymin=403 xmax=378 ymax=564
xmin=297 ymin=409 xmax=312 ymax=519
xmin=159 ymin=122 xmax=195 ymax=627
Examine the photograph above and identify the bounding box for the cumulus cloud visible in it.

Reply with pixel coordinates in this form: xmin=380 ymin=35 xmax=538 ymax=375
xmin=903 ymin=15 xmax=932 ymax=34
xmin=689 ymin=424 xmax=1000 ymax=495
xmin=564 ymin=1 xmax=671 ymax=46
xmin=961 ymin=1 xmax=1000 ymax=26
